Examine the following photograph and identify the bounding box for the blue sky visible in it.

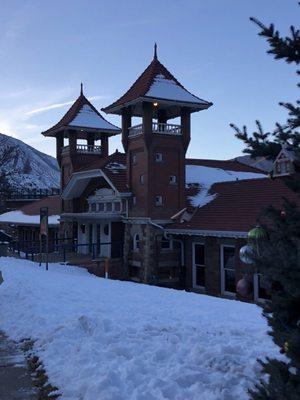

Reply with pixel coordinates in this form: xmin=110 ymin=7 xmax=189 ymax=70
xmin=0 ymin=0 xmax=298 ymax=159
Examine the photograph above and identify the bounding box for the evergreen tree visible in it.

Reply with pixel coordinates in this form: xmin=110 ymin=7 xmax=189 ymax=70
xmin=231 ymin=10 xmax=300 ymax=400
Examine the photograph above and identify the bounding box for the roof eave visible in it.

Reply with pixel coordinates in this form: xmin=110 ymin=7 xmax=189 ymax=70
xmin=103 ymin=96 xmax=213 ymax=115
xmin=42 ymin=125 xmax=120 ymax=138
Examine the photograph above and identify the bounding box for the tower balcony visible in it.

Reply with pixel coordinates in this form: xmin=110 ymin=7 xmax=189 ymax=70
xmin=61 ymin=144 xmax=102 ymax=155
xmin=128 ymin=122 xmax=182 ymax=137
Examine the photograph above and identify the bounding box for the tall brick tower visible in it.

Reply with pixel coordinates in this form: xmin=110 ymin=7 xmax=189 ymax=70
xmin=103 ymin=46 xmax=212 ymax=283
xmin=42 ymin=86 xmax=120 ymax=236
xmin=42 ymin=86 xmax=120 ymax=192
xmin=103 ymin=45 xmax=212 ymax=222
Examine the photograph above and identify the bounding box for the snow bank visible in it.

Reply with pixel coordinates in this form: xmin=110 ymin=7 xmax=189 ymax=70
xmin=0 ymin=259 xmax=280 ymax=400
xmin=0 ymin=211 xmax=59 ymax=225
xmin=186 ymin=165 xmax=266 ymax=207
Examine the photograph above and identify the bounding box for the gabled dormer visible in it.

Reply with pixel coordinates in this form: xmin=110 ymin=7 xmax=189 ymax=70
xmin=273 ymin=147 xmax=299 ymax=177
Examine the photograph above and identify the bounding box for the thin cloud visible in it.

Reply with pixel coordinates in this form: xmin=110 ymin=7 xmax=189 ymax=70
xmin=25 ymin=95 xmax=108 ymax=116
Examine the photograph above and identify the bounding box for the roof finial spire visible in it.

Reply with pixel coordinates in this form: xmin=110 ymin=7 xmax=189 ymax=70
xmin=80 ymin=82 xmax=83 ymax=95
xmin=154 ymin=43 xmax=157 ymax=60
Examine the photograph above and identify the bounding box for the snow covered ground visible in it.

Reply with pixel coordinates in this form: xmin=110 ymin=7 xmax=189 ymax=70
xmin=0 ymin=258 xmax=280 ymax=400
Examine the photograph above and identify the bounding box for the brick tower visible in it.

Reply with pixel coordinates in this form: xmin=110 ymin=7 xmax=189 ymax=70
xmin=42 ymin=86 xmax=120 ymax=236
xmin=104 ymin=45 xmax=212 ymax=221
xmin=103 ymin=46 xmax=212 ymax=283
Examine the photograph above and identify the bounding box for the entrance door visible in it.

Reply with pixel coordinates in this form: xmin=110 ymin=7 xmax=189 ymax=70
xmin=100 ymin=221 xmax=111 ymax=257
xmin=192 ymin=243 xmax=206 ymax=289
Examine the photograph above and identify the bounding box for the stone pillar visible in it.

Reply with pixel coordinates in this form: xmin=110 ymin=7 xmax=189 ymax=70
xmin=180 ymin=107 xmax=191 ymax=152
xmin=101 ymin=135 xmax=109 ymax=158
xmin=143 ymin=223 xmax=160 ymax=283
xmin=142 ymin=102 xmax=153 ymax=147
xmin=121 ymin=107 xmax=132 ymax=151
xmin=157 ymin=109 xmax=167 ymax=124
xmin=68 ymin=130 xmax=77 ymax=161
xmin=87 ymin=132 xmax=95 ymax=147
xmin=56 ymin=132 xmax=64 ymax=166
xmin=122 ymin=223 xmax=131 ymax=279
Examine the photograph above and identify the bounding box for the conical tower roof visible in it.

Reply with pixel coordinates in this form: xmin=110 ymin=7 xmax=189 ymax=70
xmin=42 ymin=87 xmax=120 ymax=138
xmin=103 ymin=46 xmax=212 ymax=117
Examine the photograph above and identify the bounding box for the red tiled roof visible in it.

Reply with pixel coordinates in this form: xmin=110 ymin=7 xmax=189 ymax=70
xmin=185 ymin=158 xmax=264 ymax=174
xmin=77 ymin=151 xmax=129 ymax=193
xmin=16 ymin=196 xmax=61 ymax=216
xmin=103 ymin=55 xmax=212 ymax=114
xmin=169 ymin=178 xmax=300 ymax=233
xmin=42 ymin=92 xmax=120 ymax=137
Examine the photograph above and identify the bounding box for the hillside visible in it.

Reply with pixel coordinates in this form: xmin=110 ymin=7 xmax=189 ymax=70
xmin=0 ymin=133 xmax=59 ymax=191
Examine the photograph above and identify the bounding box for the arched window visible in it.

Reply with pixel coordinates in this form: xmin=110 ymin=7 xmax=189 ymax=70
xmin=133 ymin=233 xmax=140 ymax=251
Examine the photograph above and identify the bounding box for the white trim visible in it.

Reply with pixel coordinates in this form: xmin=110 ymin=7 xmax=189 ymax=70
xmin=192 ymin=242 xmax=205 ymax=289
xmin=220 ymin=244 xmax=236 ymax=296
xmin=133 ymin=233 xmax=140 ymax=251
xmin=62 ymin=168 xmax=121 ymax=200
xmin=166 ymin=228 xmax=248 ymax=238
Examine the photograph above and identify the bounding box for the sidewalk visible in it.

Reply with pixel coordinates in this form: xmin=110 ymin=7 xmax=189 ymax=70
xmin=0 ymin=332 xmax=36 ymax=400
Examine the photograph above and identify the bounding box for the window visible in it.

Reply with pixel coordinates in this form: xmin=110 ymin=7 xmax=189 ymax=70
xmin=114 ymin=202 xmax=121 ymax=212
xmin=221 ymin=246 xmax=236 ymax=294
xmin=91 ymin=203 xmax=97 ymax=212
xmin=193 ymin=243 xmax=205 ymax=288
xmin=254 ymin=273 xmax=271 ymax=301
xmin=155 ymin=195 xmax=163 ymax=206
xmin=140 ymin=174 xmax=145 ymax=184
xmin=106 ymin=202 xmax=112 ymax=212
xmin=133 ymin=233 xmax=140 ymax=251
xmin=155 ymin=153 xmax=163 ymax=162
xmin=132 ymin=154 xmax=137 ymax=165
xmin=169 ymin=175 xmax=177 ymax=184
xmin=161 ymin=238 xmax=172 ymax=250
xmin=98 ymin=203 xmax=104 ymax=212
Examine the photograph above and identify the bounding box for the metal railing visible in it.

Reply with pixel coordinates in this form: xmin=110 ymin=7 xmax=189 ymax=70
xmin=61 ymin=145 xmax=102 ymax=154
xmin=76 ymin=144 xmax=102 ymax=154
xmin=128 ymin=122 xmax=182 ymax=137
xmin=9 ymin=239 xmax=123 ymax=262
xmin=2 ymin=187 xmax=60 ymax=200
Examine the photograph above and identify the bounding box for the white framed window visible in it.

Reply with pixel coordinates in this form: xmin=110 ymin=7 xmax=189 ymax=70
xmin=106 ymin=202 xmax=112 ymax=212
xmin=155 ymin=152 xmax=163 ymax=162
xmin=220 ymin=245 xmax=236 ymax=294
xmin=132 ymin=154 xmax=137 ymax=165
xmin=91 ymin=203 xmax=97 ymax=212
xmin=169 ymin=175 xmax=177 ymax=184
xmin=140 ymin=174 xmax=145 ymax=184
xmin=161 ymin=238 xmax=173 ymax=250
xmin=133 ymin=233 xmax=140 ymax=251
xmin=114 ymin=202 xmax=121 ymax=212
xmin=155 ymin=195 xmax=163 ymax=206
xmin=253 ymin=273 xmax=271 ymax=302
xmin=98 ymin=202 xmax=105 ymax=212
xmin=193 ymin=243 xmax=205 ymax=288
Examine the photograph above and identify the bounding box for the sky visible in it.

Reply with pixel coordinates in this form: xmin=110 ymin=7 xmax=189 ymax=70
xmin=0 ymin=0 xmax=298 ymax=160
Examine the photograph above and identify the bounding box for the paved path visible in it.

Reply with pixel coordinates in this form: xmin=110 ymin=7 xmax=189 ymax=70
xmin=0 ymin=332 xmax=37 ymax=400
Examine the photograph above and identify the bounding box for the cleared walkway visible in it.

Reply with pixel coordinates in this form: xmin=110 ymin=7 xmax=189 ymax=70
xmin=0 ymin=332 xmax=36 ymax=400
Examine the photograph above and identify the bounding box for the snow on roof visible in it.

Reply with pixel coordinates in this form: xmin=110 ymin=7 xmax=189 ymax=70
xmin=186 ymin=165 xmax=266 ymax=207
xmin=0 ymin=211 xmax=59 ymax=226
xmin=105 ymin=162 xmax=126 ymax=174
xmin=69 ymin=104 xmax=118 ymax=130
xmin=145 ymin=74 xmax=206 ymax=104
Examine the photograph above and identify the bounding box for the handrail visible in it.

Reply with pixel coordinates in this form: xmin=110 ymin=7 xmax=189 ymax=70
xmin=76 ymin=144 xmax=102 ymax=154
xmin=128 ymin=122 xmax=182 ymax=137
